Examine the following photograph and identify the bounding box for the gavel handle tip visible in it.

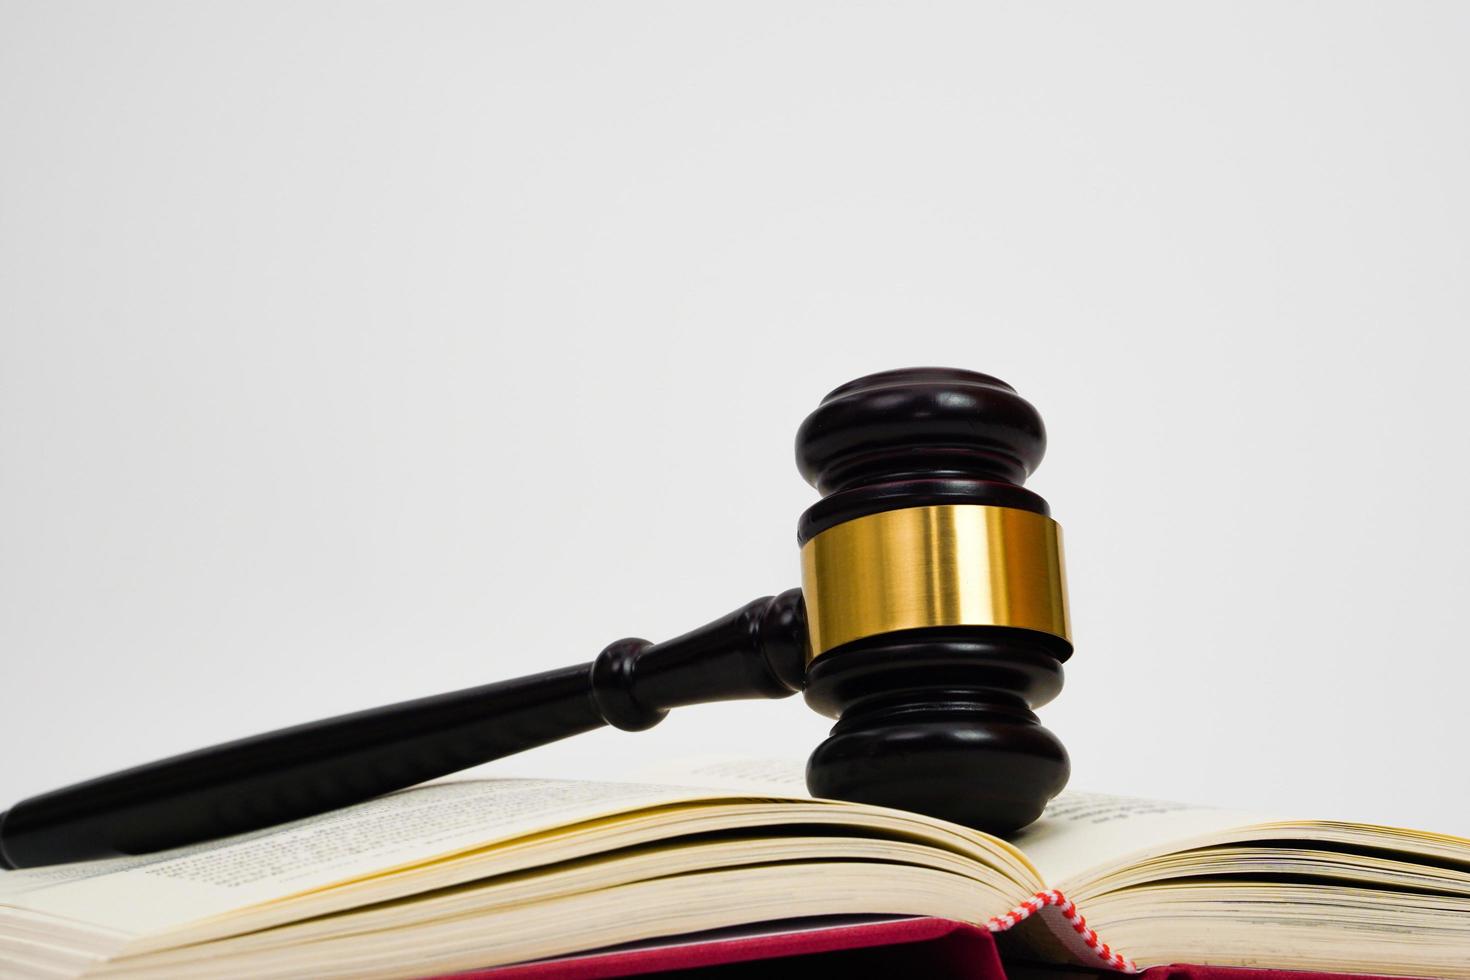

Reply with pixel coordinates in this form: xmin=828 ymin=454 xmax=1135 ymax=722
xmin=0 ymin=811 xmax=15 ymax=870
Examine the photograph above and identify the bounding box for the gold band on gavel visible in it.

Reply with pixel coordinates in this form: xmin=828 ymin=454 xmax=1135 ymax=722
xmin=800 ymin=504 xmax=1071 ymax=661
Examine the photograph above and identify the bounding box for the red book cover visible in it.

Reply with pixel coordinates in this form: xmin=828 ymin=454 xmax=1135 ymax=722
xmin=443 ymin=917 xmax=1441 ymax=980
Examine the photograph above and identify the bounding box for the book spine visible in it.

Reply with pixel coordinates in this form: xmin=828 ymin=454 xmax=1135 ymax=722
xmin=986 ymin=889 xmax=1137 ymax=973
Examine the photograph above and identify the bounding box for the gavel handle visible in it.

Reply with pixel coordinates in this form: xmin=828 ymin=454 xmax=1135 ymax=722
xmin=0 ymin=591 xmax=807 ymax=869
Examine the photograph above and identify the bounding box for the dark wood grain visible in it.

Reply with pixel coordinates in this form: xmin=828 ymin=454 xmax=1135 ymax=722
xmin=0 ymin=591 xmax=806 ymax=868
xmin=796 ymin=368 xmax=1071 ymax=833
xmin=1 ymin=367 xmax=1074 ymax=866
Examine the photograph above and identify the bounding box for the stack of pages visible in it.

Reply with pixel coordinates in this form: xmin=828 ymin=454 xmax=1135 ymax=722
xmin=2 ymin=760 xmax=1467 ymax=978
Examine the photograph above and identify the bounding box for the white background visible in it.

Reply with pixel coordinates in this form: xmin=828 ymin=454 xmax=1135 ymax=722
xmin=2 ymin=3 xmax=1468 ymax=836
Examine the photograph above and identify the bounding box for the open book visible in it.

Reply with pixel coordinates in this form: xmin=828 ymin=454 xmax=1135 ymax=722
xmin=2 ymin=759 xmax=1467 ymax=979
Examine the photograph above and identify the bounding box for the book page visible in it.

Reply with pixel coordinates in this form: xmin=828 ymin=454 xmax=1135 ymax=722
xmin=629 ymin=755 xmax=812 ymax=795
xmin=0 ymin=778 xmax=757 ymax=939
xmin=633 ymin=759 xmax=1262 ymax=893
xmin=1011 ymin=790 xmax=1280 ymax=888
xmin=629 ymin=755 xmax=1043 ymax=891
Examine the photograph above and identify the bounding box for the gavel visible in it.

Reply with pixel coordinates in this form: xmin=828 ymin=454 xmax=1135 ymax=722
xmin=0 ymin=367 xmax=1073 ymax=869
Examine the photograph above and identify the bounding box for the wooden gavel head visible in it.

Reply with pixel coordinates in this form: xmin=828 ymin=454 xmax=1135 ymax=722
xmin=793 ymin=367 xmax=1071 ymax=833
